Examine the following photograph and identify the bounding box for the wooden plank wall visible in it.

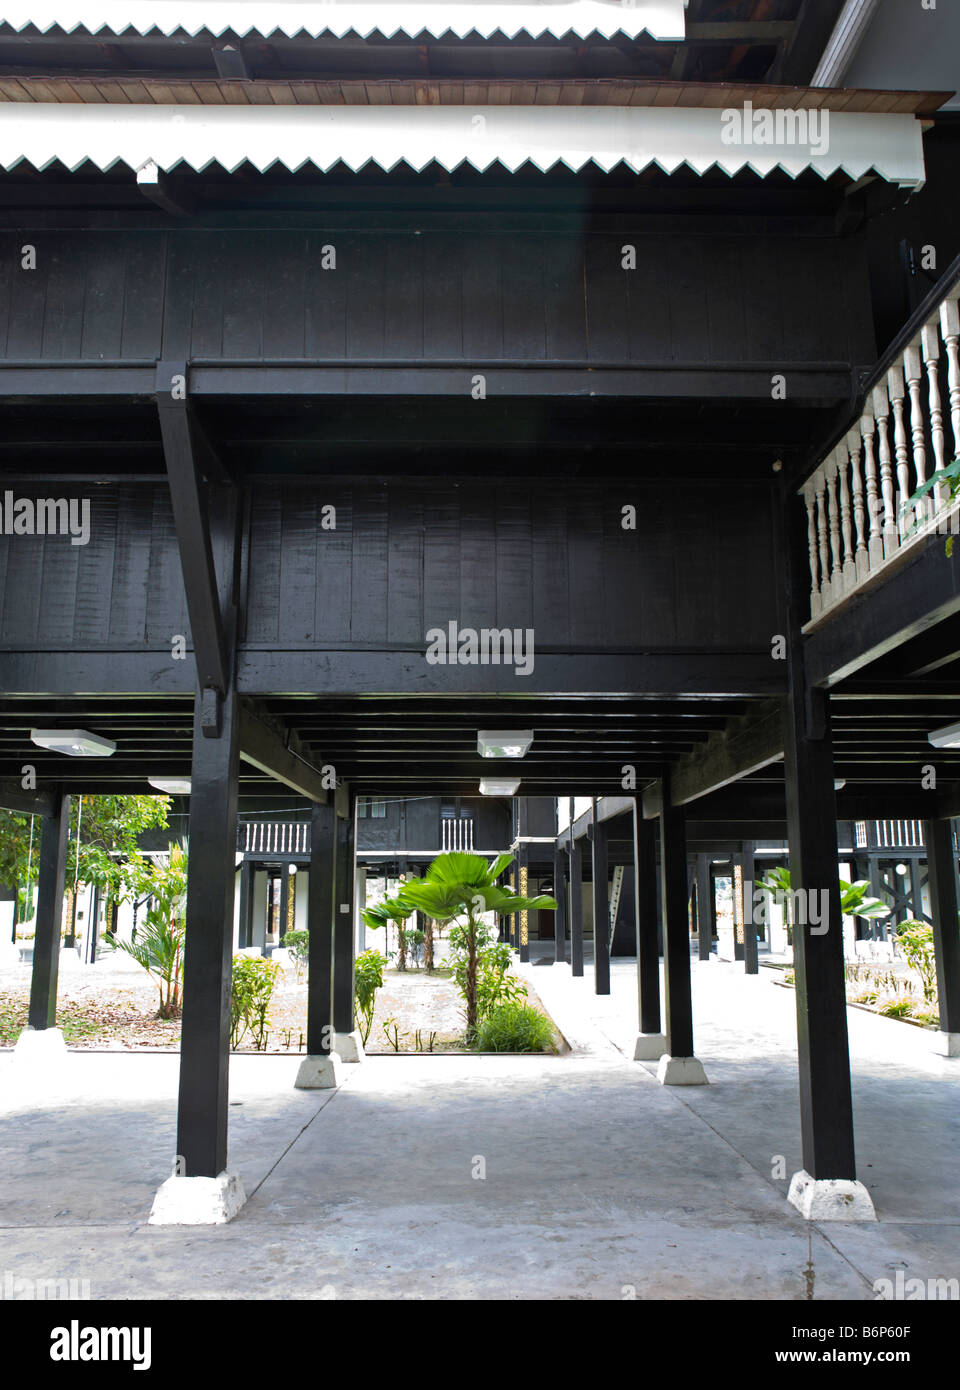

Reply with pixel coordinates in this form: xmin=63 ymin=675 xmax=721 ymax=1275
xmin=0 ymin=478 xmax=779 ymax=656
xmin=0 ymin=227 xmax=875 ymax=367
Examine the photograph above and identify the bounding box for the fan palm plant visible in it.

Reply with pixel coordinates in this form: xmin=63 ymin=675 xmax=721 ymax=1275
xmin=399 ymin=852 xmax=556 ymax=1034
xmin=361 ymin=891 xmax=415 ymax=970
xmin=105 ymin=845 xmax=188 ymax=1018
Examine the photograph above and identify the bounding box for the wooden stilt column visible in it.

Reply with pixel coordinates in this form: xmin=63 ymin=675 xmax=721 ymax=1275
xmin=305 ymin=802 xmax=337 ymax=1058
xmin=26 ymin=789 xmax=70 ymax=1031
xmin=332 ymin=800 xmax=358 ymax=1037
xmin=696 ymin=855 xmax=712 ymax=961
xmin=175 ymin=686 xmax=240 ymax=1179
xmin=237 ymin=858 xmax=253 ymax=949
xmin=783 ymin=502 xmax=872 ymax=1217
xmin=633 ymin=800 xmax=664 ymax=1059
xmin=591 ymin=799 xmax=610 ymax=995
xmin=553 ymin=844 xmax=567 ymax=965
xmin=658 ymin=775 xmax=705 ymax=1082
xmin=742 ymin=840 xmax=759 ymax=975
xmin=569 ymin=835 xmax=584 ymax=977
xmin=924 ymin=818 xmax=960 ymax=1053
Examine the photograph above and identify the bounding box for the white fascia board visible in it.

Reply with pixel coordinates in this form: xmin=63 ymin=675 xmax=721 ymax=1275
xmin=0 ymin=103 xmax=927 ymax=188
xmin=0 ymin=0 xmax=688 ymax=41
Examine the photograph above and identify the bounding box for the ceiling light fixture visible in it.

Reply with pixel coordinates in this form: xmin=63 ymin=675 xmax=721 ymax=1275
xmin=148 ymin=777 xmax=192 ymax=795
xmin=928 ymin=721 xmax=960 ymax=749
xmin=479 ymin=777 xmax=521 ymax=796
xmin=30 ymin=729 xmax=116 ymax=758
xmin=477 ymin=730 xmax=533 ymax=759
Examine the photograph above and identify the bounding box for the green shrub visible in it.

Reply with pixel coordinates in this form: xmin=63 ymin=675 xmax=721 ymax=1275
xmin=474 ymin=1001 xmax=555 ymax=1053
xmin=877 ymin=996 xmax=916 ymax=1019
xmin=448 ymin=924 xmax=528 ymax=1035
xmin=896 ymin=921 xmax=938 ymax=1003
xmin=231 ymin=954 xmax=281 ymax=1050
xmin=850 ymin=988 xmax=879 ymax=1006
xmin=354 ymin=948 xmax=389 ymax=1045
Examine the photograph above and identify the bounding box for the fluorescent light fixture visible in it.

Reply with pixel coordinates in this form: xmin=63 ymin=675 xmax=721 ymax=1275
xmin=30 ymin=728 xmax=116 ymax=758
xmin=477 ymin=730 xmax=534 ymax=759
xmin=479 ymin=777 xmax=521 ymax=796
xmin=148 ymin=776 xmax=192 ymax=795
xmin=928 ymin=721 xmax=960 ymax=749
xmin=287 ymin=862 xmax=298 ymax=875
xmin=834 ymin=779 xmax=846 ymax=791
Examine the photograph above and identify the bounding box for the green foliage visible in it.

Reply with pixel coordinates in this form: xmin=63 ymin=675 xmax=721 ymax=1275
xmin=104 ymin=845 xmax=187 ymax=1017
xmin=398 ymin=852 xmax=555 ymax=1034
xmin=474 ymin=1001 xmax=555 ymax=1053
xmin=283 ymin=929 xmax=310 ymax=977
xmin=354 ymin=948 xmax=389 ymax=1045
xmin=230 ymin=954 xmax=281 ymax=1050
xmin=757 ymin=868 xmax=890 ymax=919
xmin=896 ymin=920 xmax=938 ymax=1003
xmin=447 ymin=924 xmax=528 ymax=1030
xmin=900 ymin=457 xmax=960 ymax=554
xmin=381 ymin=1017 xmax=405 ymax=1051
xmin=362 ymin=892 xmax=414 ymax=969
xmin=878 ymin=997 xmax=916 ymax=1019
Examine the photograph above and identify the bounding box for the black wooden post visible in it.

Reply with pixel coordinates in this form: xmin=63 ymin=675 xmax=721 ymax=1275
xmin=175 ymin=686 xmax=240 ymax=1178
xmin=332 ymin=801 xmax=357 ymax=1036
xmin=659 ymin=775 xmax=697 ymax=1065
xmin=633 ymin=800 xmax=664 ymax=1056
xmin=924 ymin=818 xmax=960 ymax=1044
xmin=553 ymin=844 xmax=567 ymax=964
xmin=569 ymin=835 xmax=584 ymax=977
xmin=27 ymin=790 xmax=70 ymax=1031
xmin=306 ymin=802 xmax=337 ymax=1056
xmin=742 ymin=840 xmax=759 ymax=975
xmin=696 ymin=854 xmax=712 ymax=961
xmin=591 ymin=799 xmax=610 ymax=995
xmin=237 ymin=858 xmax=252 ymax=949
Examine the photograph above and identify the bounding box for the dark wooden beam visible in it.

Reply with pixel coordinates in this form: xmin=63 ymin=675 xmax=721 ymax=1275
xmin=924 ymin=819 xmax=960 ymax=1038
xmin=568 ymin=808 xmax=584 ymax=978
xmin=590 ymin=799 xmax=610 ymax=996
xmin=634 ymin=804 xmax=662 ymax=1036
xmin=0 ymin=779 xmax=56 ymax=817
xmin=553 ymin=843 xmax=567 ymax=965
xmin=332 ymin=798 xmax=357 ymax=1036
xmin=238 ymin=706 xmax=331 ymax=805
xmin=660 ymin=773 xmax=695 ymax=1059
xmin=306 ymin=802 xmax=336 ymax=1056
xmin=671 ymin=700 xmax=785 ymax=806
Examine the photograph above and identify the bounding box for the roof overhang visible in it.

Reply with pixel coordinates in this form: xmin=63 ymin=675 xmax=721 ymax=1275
xmin=0 ymin=0 xmax=687 ymax=41
xmin=0 ymin=101 xmax=928 ymax=185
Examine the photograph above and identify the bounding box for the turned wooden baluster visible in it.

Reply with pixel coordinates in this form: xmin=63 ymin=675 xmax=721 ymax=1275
xmin=803 ymin=481 xmax=821 ymax=619
xmin=824 ymin=453 xmax=843 ymax=601
xmin=815 ymin=469 xmax=831 ymax=610
xmin=846 ymin=426 xmax=869 ymax=581
xmin=941 ymin=298 xmax=960 ymax=526
xmin=835 ymin=442 xmax=856 ymax=591
xmin=872 ymin=382 xmax=898 ymax=558
xmin=861 ymin=410 xmax=884 ymax=569
xmin=887 ymin=363 xmax=911 ymax=541
xmin=903 ymin=340 xmax=931 ymax=529
xmin=922 ymin=320 xmax=947 ymax=509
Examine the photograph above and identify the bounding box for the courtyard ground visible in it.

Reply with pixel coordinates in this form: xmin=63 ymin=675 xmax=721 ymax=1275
xmin=0 ymin=954 xmax=957 ymax=1300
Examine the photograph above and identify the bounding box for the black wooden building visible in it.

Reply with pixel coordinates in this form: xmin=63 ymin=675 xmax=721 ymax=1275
xmin=2 ymin=0 xmax=959 ymax=1224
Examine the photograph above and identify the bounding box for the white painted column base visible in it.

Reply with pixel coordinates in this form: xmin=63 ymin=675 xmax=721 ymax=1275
xmin=334 ymin=1030 xmax=365 ymax=1063
xmin=934 ymin=1031 xmax=960 ymax=1058
xmin=787 ymin=1169 xmax=877 ymax=1222
xmin=633 ymin=1032 xmax=668 ymax=1061
xmin=657 ymin=1054 xmax=708 ymax=1086
xmin=294 ymin=1052 xmax=344 ymax=1089
xmin=149 ymin=1169 xmax=246 ymax=1226
xmin=13 ymin=1026 xmax=68 ymax=1062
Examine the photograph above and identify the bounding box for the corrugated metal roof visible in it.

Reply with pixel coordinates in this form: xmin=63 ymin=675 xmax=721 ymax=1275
xmin=0 ymin=103 xmax=927 ymax=185
xmin=0 ymin=1 xmax=688 ymax=42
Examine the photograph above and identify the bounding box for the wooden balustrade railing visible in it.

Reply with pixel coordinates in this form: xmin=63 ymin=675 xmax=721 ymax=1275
xmin=801 ymin=262 xmax=960 ymax=625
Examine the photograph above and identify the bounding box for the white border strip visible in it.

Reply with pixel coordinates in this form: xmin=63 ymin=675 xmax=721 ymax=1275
xmin=0 ymin=104 xmax=927 ymax=186
xmin=0 ymin=0 xmax=688 ymax=41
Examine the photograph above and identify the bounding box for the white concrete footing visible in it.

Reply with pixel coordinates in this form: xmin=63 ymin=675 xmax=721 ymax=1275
xmin=334 ymin=1030 xmax=365 ymax=1063
xmin=787 ymin=1169 xmax=877 ymax=1222
xmin=657 ymin=1054 xmax=709 ymax=1086
xmin=294 ymin=1052 xmax=344 ymax=1089
xmin=633 ymin=1032 xmax=668 ymax=1061
xmin=934 ymin=1031 xmax=960 ymax=1058
xmin=148 ymin=1169 xmax=246 ymax=1226
xmin=13 ymin=1026 xmax=68 ymax=1063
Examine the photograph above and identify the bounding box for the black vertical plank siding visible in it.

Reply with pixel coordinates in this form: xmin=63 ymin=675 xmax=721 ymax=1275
xmin=314 ymin=483 xmax=353 ymax=645
xmin=384 ymin=233 xmax=424 ymax=360
xmin=144 ymin=489 xmax=189 ymax=648
xmin=6 ymin=236 xmax=46 ymax=357
xmin=422 ymin=233 xmax=462 ymax=359
xmin=261 ymin=233 xmax=307 ymax=360
xmin=543 ymin=235 xmax=587 ymax=361
xmin=531 ymin=486 xmax=570 ymax=646
xmin=386 ymin=487 xmax=424 ymax=645
xmin=567 ymin=490 xmax=605 ymax=648
xmin=41 ymin=240 xmax=85 ymax=359
xmin=496 ymin=485 xmax=534 ymax=633
xmin=304 ymin=231 xmax=347 ymax=358
xmin=501 ymin=233 xmax=546 ymax=361
xmin=624 ymin=239 xmax=671 ymax=362
xmin=36 ymin=528 xmax=80 ymax=645
xmin=666 ymin=236 xmax=708 ymax=361
xmin=74 ymin=490 xmax=118 ymax=644
xmin=161 ymin=232 xmax=196 ymax=359
xmin=121 ymin=234 xmax=165 ymax=359
xmin=0 ymin=231 xmax=15 ymax=355
xmin=222 ymin=235 xmax=263 ymax=359
xmin=190 ymin=231 xmax=226 ymax=360
xmin=349 ymin=481 xmax=388 ymax=643
xmin=422 ymin=489 xmax=461 ymax=635
xmin=278 ymin=482 xmax=319 ymax=642
xmin=109 ymin=486 xmax=153 ymax=644
xmin=459 ymin=480 xmax=497 ymax=631
xmin=706 ymin=240 xmax=748 ymax=363
xmin=245 ymin=484 xmax=282 ymax=644
xmin=584 ymin=236 xmax=629 ymax=362
xmin=80 ymin=235 xmax=126 ymax=359
xmin=345 ymin=233 xmax=384 ymax=360
xmin=460 ymin=233 xmax=502 ymax=361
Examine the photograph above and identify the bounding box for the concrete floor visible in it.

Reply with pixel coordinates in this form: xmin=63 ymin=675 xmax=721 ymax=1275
xmin=0 ymin=956 xmax=957 ymax=1300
